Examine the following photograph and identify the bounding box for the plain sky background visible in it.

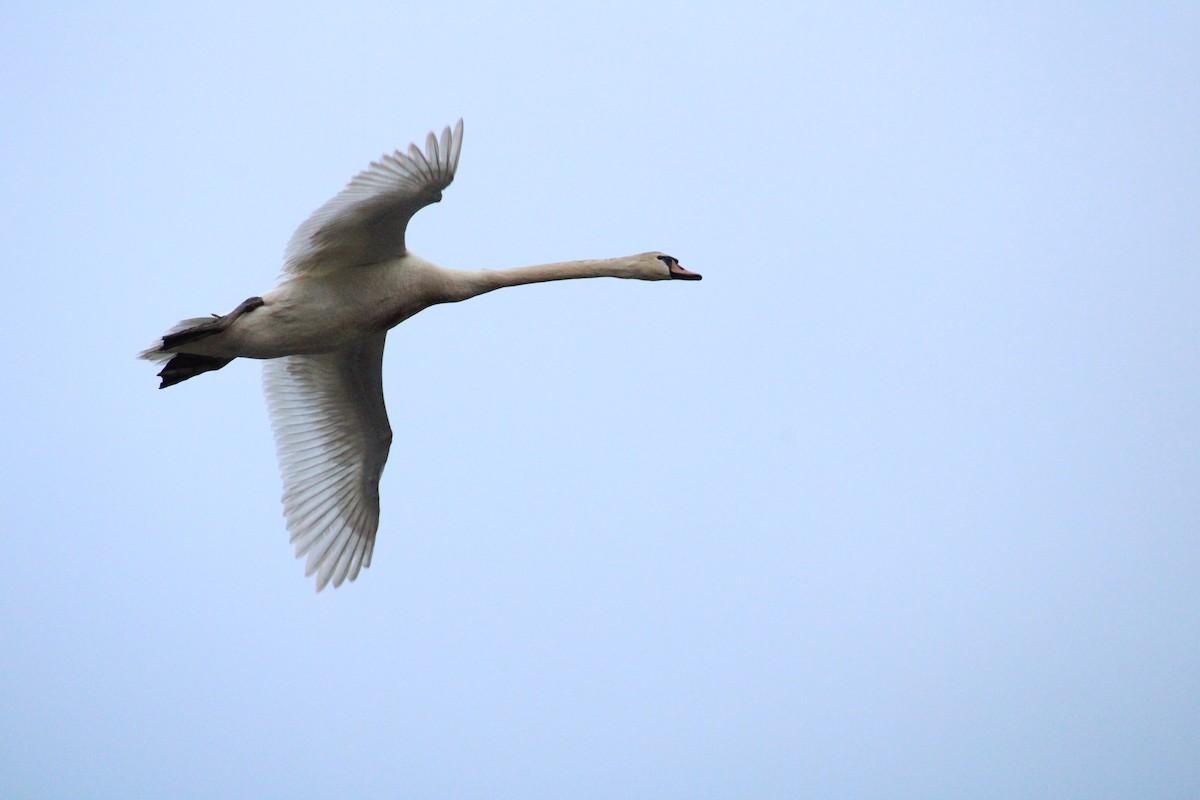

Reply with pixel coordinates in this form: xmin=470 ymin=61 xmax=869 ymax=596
xmin=2 ymin=3 xmax=1197 ymax=798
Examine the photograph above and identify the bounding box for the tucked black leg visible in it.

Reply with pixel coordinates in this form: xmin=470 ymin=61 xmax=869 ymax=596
xmin=161 ymin=296 xmax=264 ymax=349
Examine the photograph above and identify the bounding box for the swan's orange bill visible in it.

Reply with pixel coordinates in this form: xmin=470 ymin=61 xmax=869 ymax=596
xmin=670 ymin=262 xmax=702 ymax=281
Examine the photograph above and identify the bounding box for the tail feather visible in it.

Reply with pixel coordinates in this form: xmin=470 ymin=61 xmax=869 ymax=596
xmin=140 ymin=315 xmax=234 ymax=387
xmin=138 ymin=317 xmax=218 ymax=364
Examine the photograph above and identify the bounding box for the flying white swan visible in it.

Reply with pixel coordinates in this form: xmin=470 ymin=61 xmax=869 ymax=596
xmin=140 ymin=120 xmax=701 ymax=591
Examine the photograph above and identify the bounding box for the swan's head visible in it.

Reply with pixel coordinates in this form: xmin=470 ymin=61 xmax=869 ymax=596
xmin=640 ymin=252 xmax=701 ymax=281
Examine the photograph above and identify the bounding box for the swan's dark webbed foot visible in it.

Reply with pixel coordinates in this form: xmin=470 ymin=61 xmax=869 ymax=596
xmin=157 ymin=354 xmax=233 ymax=389
xmin=162 ymin=296 xmax=264 ymax=349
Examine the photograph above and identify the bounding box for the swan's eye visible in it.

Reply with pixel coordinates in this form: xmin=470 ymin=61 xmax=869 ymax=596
xmin=656 ymin=255 xmax=677 ymax=267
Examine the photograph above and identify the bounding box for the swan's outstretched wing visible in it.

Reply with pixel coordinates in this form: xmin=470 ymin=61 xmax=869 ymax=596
xmin=283 ymin=119 xmax=464 ymax=276
xmin=262 ymin=335 xmax=392 ymax=590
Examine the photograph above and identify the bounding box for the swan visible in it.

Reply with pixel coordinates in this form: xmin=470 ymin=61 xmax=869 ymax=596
xmin=140 ymin=120 xmax=701 ymax=591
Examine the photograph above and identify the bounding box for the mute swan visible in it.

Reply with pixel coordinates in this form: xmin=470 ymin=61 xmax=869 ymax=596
xmin=140 ymin=120 xmax=700 ymax=591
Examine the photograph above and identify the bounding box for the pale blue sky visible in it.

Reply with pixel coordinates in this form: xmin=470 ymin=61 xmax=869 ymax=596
xmin=2 ymin=3 xmax=1198 ymax=798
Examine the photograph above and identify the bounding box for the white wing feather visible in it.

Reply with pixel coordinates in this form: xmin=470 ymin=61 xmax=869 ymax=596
xmin=282 ymin=119 xmax=464 ymax=276
xmin=263 ymin=335 xmax=393 ymax=590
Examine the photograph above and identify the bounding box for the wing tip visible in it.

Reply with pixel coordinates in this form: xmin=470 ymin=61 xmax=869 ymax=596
xmin=450 ymin=118 xmax=464 ymax=172
xmin=278 ymin=119 xmax=465 ymax=277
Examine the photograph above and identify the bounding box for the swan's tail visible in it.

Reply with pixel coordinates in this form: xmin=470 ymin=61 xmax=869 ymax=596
xmin=138 ymin=317 xmax=214 ymax=363
xmin=140 ymin=298 xmax=265 ymax=388
xmin=138 ymin=316 xmax=233 ymax=389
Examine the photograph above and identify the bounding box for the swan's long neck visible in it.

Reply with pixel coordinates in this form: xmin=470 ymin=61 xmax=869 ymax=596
xmin=442 ymin=256 xmax=646 ymax=302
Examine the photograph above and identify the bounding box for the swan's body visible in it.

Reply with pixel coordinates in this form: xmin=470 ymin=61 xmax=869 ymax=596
xmin=141 ymin=121 xmax=700 ymax=591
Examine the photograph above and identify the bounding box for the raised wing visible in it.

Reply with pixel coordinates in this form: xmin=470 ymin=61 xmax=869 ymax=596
xmin=282 ymin=119 xmax=464 ymax=276
xmin=262 ymin=335 xmax=392 ymax=590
